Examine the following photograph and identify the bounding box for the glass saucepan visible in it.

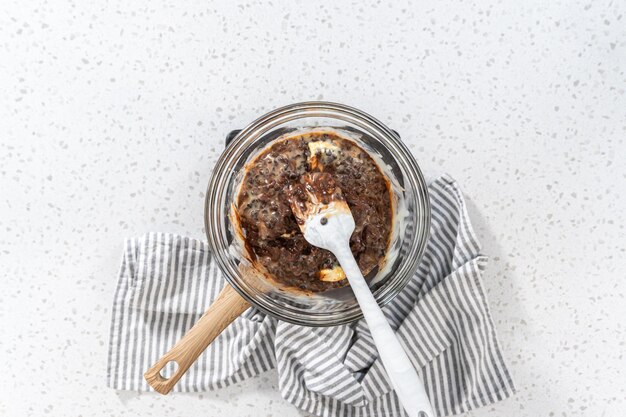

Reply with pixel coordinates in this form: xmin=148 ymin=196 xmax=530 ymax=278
xmin=205 ymin=101 xmax=430 ymax=326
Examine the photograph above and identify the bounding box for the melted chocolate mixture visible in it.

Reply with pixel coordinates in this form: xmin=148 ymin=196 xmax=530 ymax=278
xmin=236 ymin=131 xmax=392 ymax=292
xmin=286 ymin=172 xmax=345 ymax=226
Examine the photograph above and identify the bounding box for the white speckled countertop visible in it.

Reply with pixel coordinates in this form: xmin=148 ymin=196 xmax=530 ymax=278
xmin=1 ymin=0 xmax=625 ymax=416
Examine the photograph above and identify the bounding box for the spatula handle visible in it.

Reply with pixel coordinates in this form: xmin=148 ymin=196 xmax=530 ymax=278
xmin=144 ymin=283 xmax=250 ymax=394
xmin=333 ymin=244 xmax=435 ymax=417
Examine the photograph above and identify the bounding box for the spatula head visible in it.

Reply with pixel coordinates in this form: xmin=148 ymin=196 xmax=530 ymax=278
xmin=287 ymin=172 xmax=355 ymax=252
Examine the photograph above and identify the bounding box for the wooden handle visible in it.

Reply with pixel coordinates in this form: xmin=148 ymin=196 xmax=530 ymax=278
xmin=144 ymin=283 xmax=250 ymax=394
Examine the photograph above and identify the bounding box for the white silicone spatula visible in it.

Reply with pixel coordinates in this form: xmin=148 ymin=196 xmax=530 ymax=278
xmin=288 ymin=173 xmax=434 ymax=417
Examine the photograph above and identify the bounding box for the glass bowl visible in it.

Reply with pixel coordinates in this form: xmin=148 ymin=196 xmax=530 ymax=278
xmin=205 ymin=101 xmax=430 ymax=326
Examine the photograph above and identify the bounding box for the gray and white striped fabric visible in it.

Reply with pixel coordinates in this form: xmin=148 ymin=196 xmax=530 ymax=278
xmin=107 ymin=174 xmax=515 ymax=416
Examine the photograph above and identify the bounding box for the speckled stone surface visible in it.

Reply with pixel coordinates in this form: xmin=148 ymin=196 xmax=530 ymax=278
xmin=1 ymin=0 xmax=625 ymax=416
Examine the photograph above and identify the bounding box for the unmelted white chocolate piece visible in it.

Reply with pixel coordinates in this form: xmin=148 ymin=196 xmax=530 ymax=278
xmin=308 ymin=140 xmax=340 ymax=170
xmin=319 ymin=265 xmax=347 ymax=282
xmin=308 ymin=139 xmax=340 ymax=155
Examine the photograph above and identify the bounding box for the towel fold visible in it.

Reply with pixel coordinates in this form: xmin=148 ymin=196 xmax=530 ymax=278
xmin=107 ymin=174 xmax=515 ymax=417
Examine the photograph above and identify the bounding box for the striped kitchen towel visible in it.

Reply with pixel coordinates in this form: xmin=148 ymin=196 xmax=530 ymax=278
xmin=107 ymin=174 xmax=515 ymax=417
